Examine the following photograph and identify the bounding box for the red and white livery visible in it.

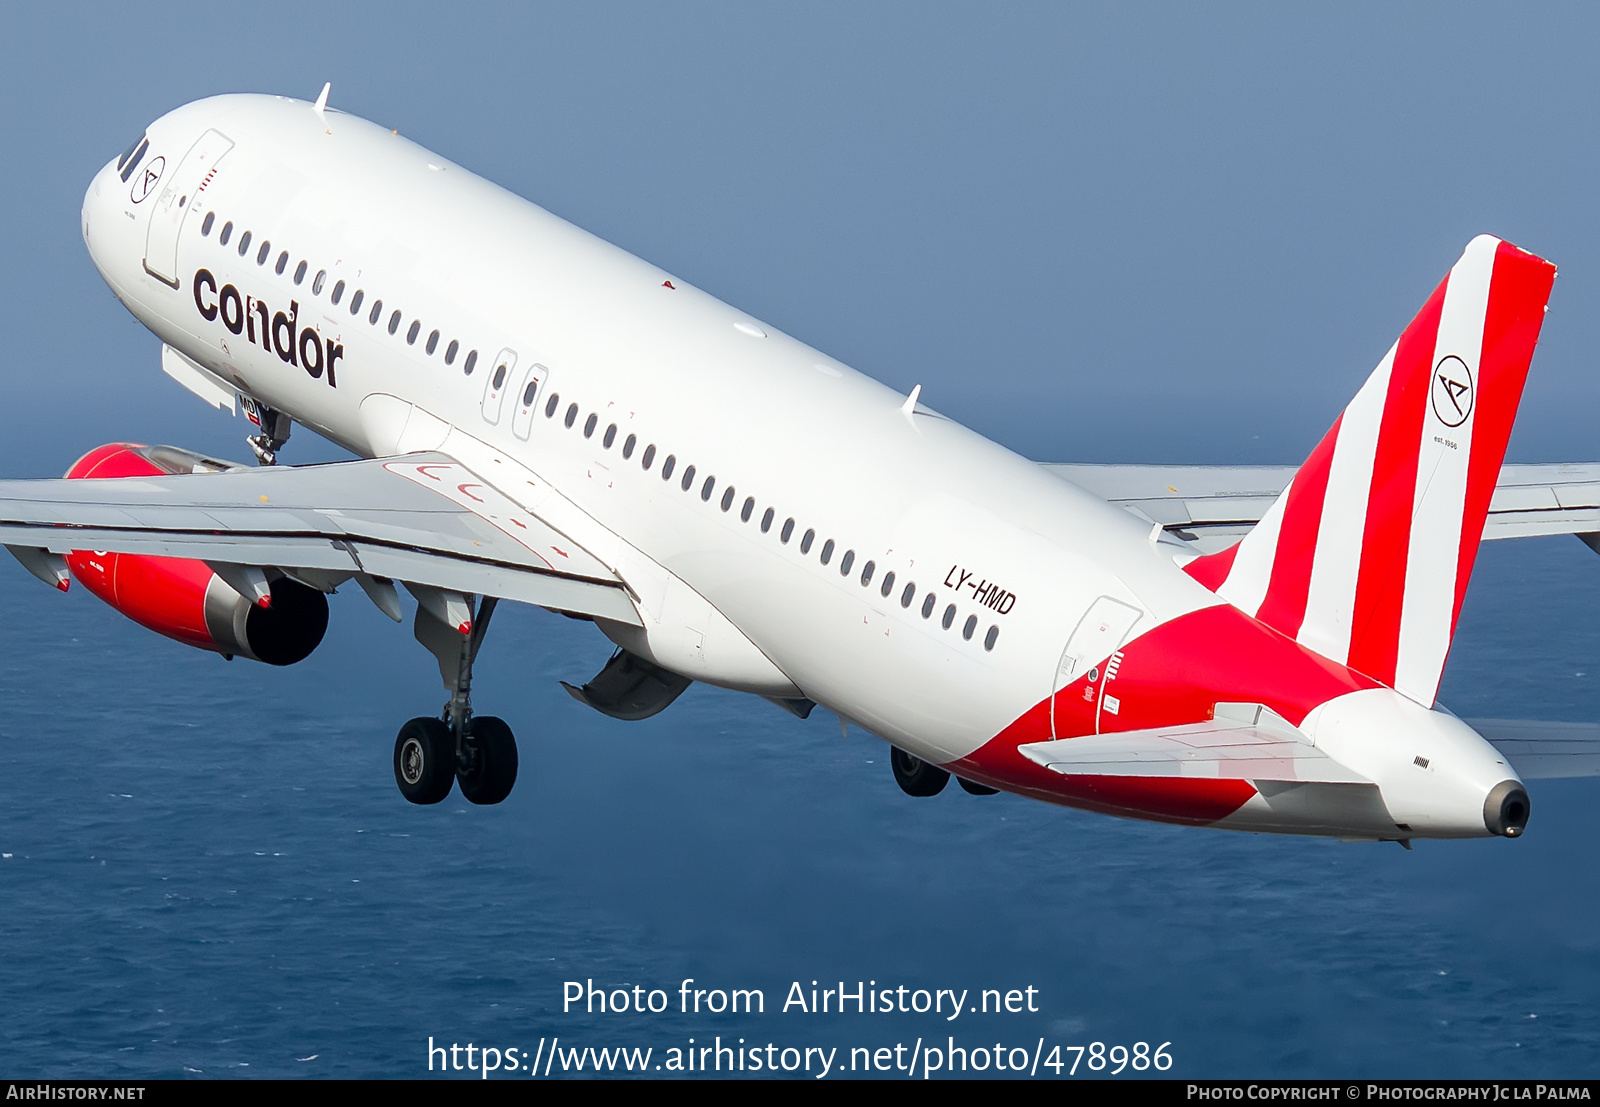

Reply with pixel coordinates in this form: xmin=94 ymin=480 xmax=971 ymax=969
xmin=2 ymin=90 xmax=1594 ymax=841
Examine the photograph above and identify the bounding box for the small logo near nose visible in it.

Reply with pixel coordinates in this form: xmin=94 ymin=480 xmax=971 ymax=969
xmin=130 ymin=156 xmax=164 ymax=204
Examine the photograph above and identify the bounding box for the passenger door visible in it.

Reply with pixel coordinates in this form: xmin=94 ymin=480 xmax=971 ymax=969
xmin=480 ymin=348 xmax=517 ymax=425
xmin=144 ymin=129 xmax=234 ymax=288
xmin=510 ymin=364 xmax=546 ymax=439
xmin=1051 ymin=596 xmax=1142 ymax=738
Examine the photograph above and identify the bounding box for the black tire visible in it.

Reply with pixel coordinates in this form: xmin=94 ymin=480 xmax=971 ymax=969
xmin=890 ymin=746 xmax=949 ymax=797
xmin=458 ymin=715 xmax=519 ymax=806
xmin=958 ymin=776 xmax=999 ymax=796
xmin=394 ymin=717 xmax=455 ymax=805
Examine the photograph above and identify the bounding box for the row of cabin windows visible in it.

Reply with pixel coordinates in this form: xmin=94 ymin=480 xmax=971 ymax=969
xmin=193 ymin=212 xmax=999 ymax=653
xmin=540 ymin=390 xmax=1001 ymax=654
xmin=199 ymin=211 xmax=483 ymax=375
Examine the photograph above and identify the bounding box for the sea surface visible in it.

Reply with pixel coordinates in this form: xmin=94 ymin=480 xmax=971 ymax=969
xmin=0 ymin=535 xmax=1595 ymax=1079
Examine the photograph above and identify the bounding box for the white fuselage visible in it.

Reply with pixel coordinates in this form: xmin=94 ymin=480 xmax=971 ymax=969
xmin=82 ymin=94 xmax=1212 ymax=760
xmin=76 ymin=94 xmax=1522 ymax=838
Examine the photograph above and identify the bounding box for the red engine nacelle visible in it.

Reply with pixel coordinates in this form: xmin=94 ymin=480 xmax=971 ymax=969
xmin=63 ymin=443 xmax=329 ymax=666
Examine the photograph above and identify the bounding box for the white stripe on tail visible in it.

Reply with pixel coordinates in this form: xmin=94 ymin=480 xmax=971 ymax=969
xmin=1185 ymin=236 xmax=1555 ymax=707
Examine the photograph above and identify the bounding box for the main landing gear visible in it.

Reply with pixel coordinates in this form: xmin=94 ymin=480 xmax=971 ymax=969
xmin=890 ymin=747 xmax=998 ymax=797
xmin=393 ymin=590 xmax=519 ymax=806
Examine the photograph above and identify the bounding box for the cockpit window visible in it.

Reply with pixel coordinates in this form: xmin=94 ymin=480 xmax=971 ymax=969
xmin=117 ymin=133 xmax=149 ymax=182
xmin=116 ymin=132 xmax=146 ymax=172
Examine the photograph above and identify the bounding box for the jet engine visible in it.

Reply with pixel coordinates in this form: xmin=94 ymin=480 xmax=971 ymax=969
xmin=62 ymin=443 xmax=328 ymax=665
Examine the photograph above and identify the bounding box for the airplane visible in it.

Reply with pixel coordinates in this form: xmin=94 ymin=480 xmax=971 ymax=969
xmin=8 ymin=86 xmax=1598 ymax=841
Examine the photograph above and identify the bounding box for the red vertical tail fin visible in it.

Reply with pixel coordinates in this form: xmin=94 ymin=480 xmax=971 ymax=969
xmin=1185 ymin=236 xmax=1556 ymax=706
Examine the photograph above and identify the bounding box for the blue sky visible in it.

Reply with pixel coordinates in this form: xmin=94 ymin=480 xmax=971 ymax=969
xmin=4 ymin=3 xmax=1598 ymax=474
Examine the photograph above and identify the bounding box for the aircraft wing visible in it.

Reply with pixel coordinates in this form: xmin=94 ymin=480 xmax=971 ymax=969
xmin=1045 ymin=462 xmax=1600 ymax=555
xmin=0 ymin=453 xmax=642 ymax=625
xmin=1016 ymin=705 xmax=1371 ymax=785
xmin=1468 ymin=719 xmax=1600 ymax=779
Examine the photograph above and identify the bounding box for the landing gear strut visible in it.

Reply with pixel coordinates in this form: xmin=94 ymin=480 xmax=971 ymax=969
xmin=244 ymin=400 xmax=291 ymax=466
xmin=392 ymin=590 xmax=519 ymax=805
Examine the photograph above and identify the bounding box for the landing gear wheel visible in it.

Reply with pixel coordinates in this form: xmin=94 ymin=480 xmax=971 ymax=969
xmin=891 ymin=747 xmax=950 ymax=797
xmin=958 ymin=777 xmax=999 ymax=795
xmin=395 ymin=717 xmax=455 ymax=804
xmin=457 ymin=715 xmax=519 ymax=805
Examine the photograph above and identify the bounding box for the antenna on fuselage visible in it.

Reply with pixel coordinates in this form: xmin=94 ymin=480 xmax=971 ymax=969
xmin=900 ymin=383 xmax=922 ymax=419
xmin=313 ymin=82 xmax=331 ymax=117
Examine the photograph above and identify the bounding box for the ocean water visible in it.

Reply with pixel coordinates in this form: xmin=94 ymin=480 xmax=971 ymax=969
xmin=0 ymin=534 xmax=1595 ymax=1079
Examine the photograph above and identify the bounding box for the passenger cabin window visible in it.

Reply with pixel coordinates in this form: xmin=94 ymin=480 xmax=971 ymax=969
xmin=860 ymin=560 xmax=875 ymax=586
xmin=445 ymin=340 xmax=459 ymax=364
xmin=527 ymin=383 xmax=542 ymax=409
xmin=312 ymin=270 xmax=326 ymax=294
xmin=237 ymin=230 xmax=251 ymax=256
xmin=761 ymin=507 xmax=774 ymax=533
xmin=984 ymin=626 xmax=999 ymax=651
xmin=800 ymin=529 xmax=814 ymax=554
xmin=369 ymin=299 xmax=383 ymax=325
xmin=622 ymin=434 xmax=636 ymax=459
xmin=387 ymin=311 xmax=401 ymax=335
xmin=820 ymin=539 xmax=834 ymax=565
xmin=741 ymin=497 xmax=755 ymax=522
xmin=880 ymin=571 xmax=896 ymax=598
xmin=780 ymin=518 xmax=794 ymax=543
xmin=720 ymin=487 xmax=735 ymax=511
xmin=349 ymin=290 xmax=363 ymax=314
xmin=921 ymin=594 xmax=936 ymax=619
xmin=680 ymin=465 xmax=697 ymax=492
xmin=545 ymin=394 xmax=560 ymax=417
xmin=583 ymin=413 xmax=597 ymax=438
xmin=294 ymin=260 xmax=307 ymax=283
xmin=700 ymin=475 xmax=715 ymax=502
xmin=900 ymin=582 xmax=915 ymax=608
xmin=963 ymin=615 xmax=977 ymax=641
xmin=942 ymin=605 xmax=956 ymax=630
xmin=274 ymin=251 xmax=288 ymax=275
xmin=565 ymin=405 xmax=579 ymax=429
xmin=840 ymin=550 xmax=855 ymax=575
xmin=661 ymin=455 xmax=676 ymax=480
xmin=257 ymin=241 xmax=270 ymax=265
xmin=426 ymin=330 xmax=439 ymax=355
xmin=603 ymin=424 xmax=617 ymax=449
xmin=200 ymin=213 xmax=215 ymax=236
xmin=464 ymin=350 xmax=478 ymax=375
xmin=407 ymin=320 xmax=421 ymax=345
xmin=642 ymin=445 xmax=656 ymax=470
xmin=219 ymin=221 xmax=233 ymax=246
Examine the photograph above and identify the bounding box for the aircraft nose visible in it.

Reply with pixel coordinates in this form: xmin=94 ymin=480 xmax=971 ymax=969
xmin=81 ymin=158 xmax=121 ymax=271
xmin=1483 ymin=780 xmax=1531 ymax=837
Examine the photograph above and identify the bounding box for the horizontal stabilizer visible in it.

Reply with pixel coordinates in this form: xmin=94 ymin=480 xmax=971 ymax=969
xmin=1017 ymin=704 xmax=1370 ymax=784
xmin=1469 ymin=718 xmax=1600 ymax=779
